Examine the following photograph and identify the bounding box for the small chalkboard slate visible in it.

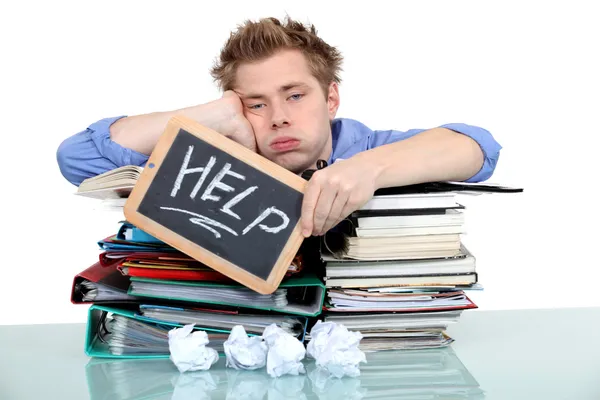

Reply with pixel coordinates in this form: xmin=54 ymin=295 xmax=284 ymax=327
xmin=124 ymin=116 xmax=307 ymax=294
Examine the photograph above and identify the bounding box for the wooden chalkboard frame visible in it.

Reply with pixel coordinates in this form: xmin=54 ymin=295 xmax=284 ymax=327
xmin=124 ymin=115 xmax=307 ymax=294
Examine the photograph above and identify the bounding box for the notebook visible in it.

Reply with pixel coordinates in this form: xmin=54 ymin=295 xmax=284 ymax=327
xmin=325 ymin=290 xmax=477 ymax=312
xmin=324 ymin=273 xmax=478 ymax=289
xmin=359 ymin=192 xmax=459 ymax=211
xmin=324 ymin=249 xmax=476 ymax=278
xmin=355 ymin=209 xmax=465 ymax=229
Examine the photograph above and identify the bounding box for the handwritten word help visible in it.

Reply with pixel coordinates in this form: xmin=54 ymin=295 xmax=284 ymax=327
xmin=162 ymin=145 xmax=290 ymax=239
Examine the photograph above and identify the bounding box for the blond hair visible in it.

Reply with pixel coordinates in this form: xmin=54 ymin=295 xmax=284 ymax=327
xmin=210 ymin=16 xmax=343 ymax=96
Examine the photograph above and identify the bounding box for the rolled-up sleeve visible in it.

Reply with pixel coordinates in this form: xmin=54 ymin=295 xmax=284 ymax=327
xmin=439 ymin=123 xmax=502 ymax=182
xmin=56 ymin=116 xmax=149 ymax=186
xmin=370 ymin=123 xmax=502 ymax=183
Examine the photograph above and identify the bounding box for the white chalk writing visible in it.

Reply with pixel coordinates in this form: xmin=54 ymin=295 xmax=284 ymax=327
xmin=221 ymin=186 xmax=258 ymax=220
xmin=160 ymin=207 xmax=238 ymax=239
xmin=242 ymin=207 xmax=290 ymax=235
xmin=201 ymin=163 xmax=245 ymax=202
xmin=167 ymin=148 xmax=292 ymax=239
xmin=171 ymin=146 xmax=209 ymax=198
xmin=190 ymin=156 xmax=216 ymax=200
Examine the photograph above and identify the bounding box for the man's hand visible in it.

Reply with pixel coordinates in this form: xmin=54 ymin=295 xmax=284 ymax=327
xmin=207 ymin=90 xmax=257 ymax=152
xmin=301 ymin=156 xmax=379 ymax=237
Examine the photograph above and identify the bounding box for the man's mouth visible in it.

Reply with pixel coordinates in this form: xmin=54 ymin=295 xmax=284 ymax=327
xmin=270 ymin=137 xmax=300 ymax=152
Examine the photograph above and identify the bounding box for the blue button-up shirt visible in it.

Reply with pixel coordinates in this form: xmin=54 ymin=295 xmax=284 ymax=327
xmin=56 ymin=116 xmax=501 ymax=186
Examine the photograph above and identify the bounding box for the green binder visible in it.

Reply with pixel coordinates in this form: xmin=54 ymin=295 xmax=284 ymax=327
xmin=84 ymin=303 xmax=310 ymax=359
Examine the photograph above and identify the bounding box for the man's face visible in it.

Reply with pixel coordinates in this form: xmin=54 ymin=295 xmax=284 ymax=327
xmin=234 ymin=49 xmax=340 ymax=174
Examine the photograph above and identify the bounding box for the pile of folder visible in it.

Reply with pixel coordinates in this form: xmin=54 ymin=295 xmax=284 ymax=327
xmin=315 ymin=181 xmax=522 ymax=351
xmin=71 ymin=220 xmax=325 ymax=358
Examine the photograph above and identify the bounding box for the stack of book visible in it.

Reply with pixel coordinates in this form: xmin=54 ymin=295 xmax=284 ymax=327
xmin=317 ymin=181 xmax=521 ymax=351
xmin=70 ymin=166 xmax=325 ymax=359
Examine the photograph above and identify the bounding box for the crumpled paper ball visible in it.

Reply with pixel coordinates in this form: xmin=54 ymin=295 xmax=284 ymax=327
xmin=168 ymin=324 xmax=219 ymax=373
xmin=223 ymin=325 xmax=268 ymax=370
xmin=262 ymin=323 xmax=306 ymax=378
xmin=306 ymin=321 xmax=366 ymax=378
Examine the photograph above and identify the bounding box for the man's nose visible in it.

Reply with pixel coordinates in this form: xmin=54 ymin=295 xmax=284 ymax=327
xmin=271 ymin=103 xmax=290 ymax=129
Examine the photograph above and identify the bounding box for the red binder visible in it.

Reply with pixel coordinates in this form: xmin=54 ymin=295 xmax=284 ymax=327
xmin=70 ymin=258 xmax=131 ymax=304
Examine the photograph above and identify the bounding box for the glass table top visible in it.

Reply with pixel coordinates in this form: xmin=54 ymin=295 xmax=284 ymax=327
xmin=1 ymin=307 xmax=600 ymax=399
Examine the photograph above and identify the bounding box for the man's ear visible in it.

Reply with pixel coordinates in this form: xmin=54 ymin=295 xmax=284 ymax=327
xmin=327 ymin=82 xmax=340 ymax=120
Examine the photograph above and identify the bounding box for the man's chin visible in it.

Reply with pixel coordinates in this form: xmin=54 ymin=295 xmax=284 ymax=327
xmin=268 ymin=152 xmax=314 ymax=174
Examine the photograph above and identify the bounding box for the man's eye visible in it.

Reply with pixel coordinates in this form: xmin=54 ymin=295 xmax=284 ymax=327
xmin=249 ymin=104 xmax=265 ymax=110
xmin=289 ymin=94 xmax=303 ymax=101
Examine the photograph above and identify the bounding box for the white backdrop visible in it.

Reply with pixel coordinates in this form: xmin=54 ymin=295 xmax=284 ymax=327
xmin=1 ymin=0 xmax=598 ymax=325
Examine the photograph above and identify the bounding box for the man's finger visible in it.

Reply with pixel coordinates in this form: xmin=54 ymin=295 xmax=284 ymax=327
xmin=301 ymin=180 xmax=322 ymax=237
xmin=312 ymin=186 xmax=338 ymax=235
xmin=320 ymin=191 xmax=349 ymax=235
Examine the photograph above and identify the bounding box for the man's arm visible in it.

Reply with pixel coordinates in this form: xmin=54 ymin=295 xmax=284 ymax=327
xmin=56 ymin=115 xmax=148 ymax=186
xmin=367 ymin=127 xmax=485 ymax=189
xmin=367 ymin=122 xmax=501 ymax=183
xmin=56 ymin=91 xmax=255 ymax=186
xmin=109 ymin=91 xmax=256 ymax=155
xmin=301 ymin=124 xmax=501 ymax=236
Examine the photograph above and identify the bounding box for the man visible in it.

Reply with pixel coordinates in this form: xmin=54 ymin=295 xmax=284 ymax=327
xmin=57 ymin=16 xmax=501 ymax=238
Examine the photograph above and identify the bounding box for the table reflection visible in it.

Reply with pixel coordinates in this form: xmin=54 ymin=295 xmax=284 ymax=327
xmin=85 ymin=347 xmax=484 ymax=399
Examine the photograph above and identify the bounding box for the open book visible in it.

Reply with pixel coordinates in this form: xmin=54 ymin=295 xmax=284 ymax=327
xmin=76 ymin=165 xmax=143 ymax=199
